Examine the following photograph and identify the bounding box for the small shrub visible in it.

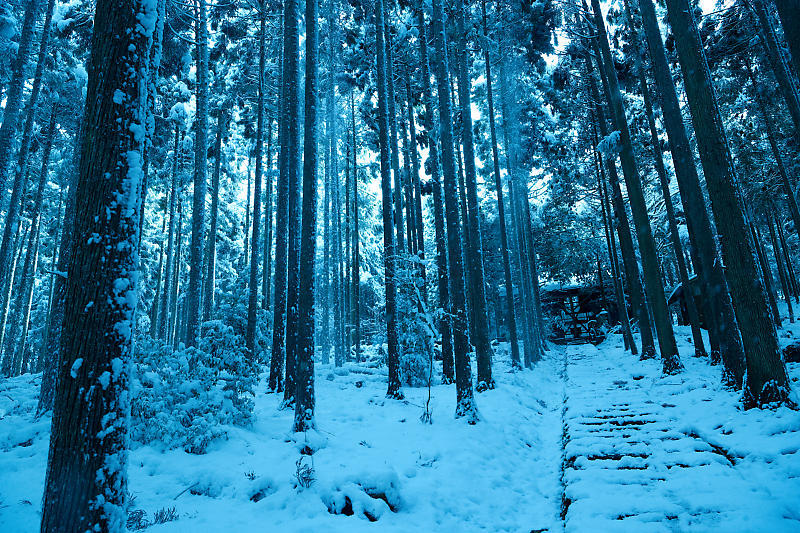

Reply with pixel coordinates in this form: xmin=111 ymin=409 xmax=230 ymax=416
xmin=152 ymin=506 xmax=179 ymax=525
xmin=131 ymin=321 xmax=257 ymax=453
xmin=295 ymin=456 xmax=315 ymax=489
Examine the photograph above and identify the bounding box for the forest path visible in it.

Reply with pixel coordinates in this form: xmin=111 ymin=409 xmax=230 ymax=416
xmin=559 ymin=335 xmax=800 ymax=532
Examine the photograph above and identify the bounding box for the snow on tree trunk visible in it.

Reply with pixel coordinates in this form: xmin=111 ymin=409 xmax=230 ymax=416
xmin=39 ymin=0 xmax=159 ymax=528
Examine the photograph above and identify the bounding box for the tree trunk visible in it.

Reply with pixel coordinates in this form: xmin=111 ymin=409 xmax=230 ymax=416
xmin=263 ymin=117 xmax=274 ymax=309
xmin=590 ymin=0 xmax=682 ymax=374
xmin=774 ymin=0 xmax=800 ymax=79
xmin=293 ymin=0 xmax=319 ymax=433
xmin=454 ymin=0 xmax=494 ymax=389
xmin=584 ymin=58 xmax=652 ymax=357
xmin=384 ymin=15 xmax=405 ymax=256
xmin=745 ymin=58 xmax=800 ymax=237
xmin=482 ymin=0 xmax=520 ymax=369
xmin=282 ymin=0 xmax=302 ymax=406
xmin=158 ymin=126 xmax=180 ymax=340
xmin=0 ymin=0 xmax=42 ymax=207
xmin=750 ymin=0 xmax=800 ymax=143
xmin=751 ymin=223 xmax=781 ymax=328
xmin=40 ymin=0 xmax=156 ymax=525
xmin=622 ymin=0 xmax=706 ymax=357
xmin=375 ymin=0 xmax=403 ymax=399
xmin=768 ymin=210 xmax=794 ymax=322
xmin=596 ymin=139 xmax=636 ymax=353
xmin=415 ymin=3 xmax=453 ymax=381
xmin=663 ymin=0 xmax=791 ymax=406
xmin=186 ymin=0 xmax=209 ymax=347
xmin=10 ymin=106 xmax=56 ymax=375
xmin=776 ymin=216 xmax=800 ymax=302
xmin=203 ymin=110 xmax=227 ymax=321
xmin=350 ymin=93 xmax=361 ymax=363
xmin=322 ymin=111 xmax=332 ymax=364
xmin=270 ymin=36 xmax=291 ymax=391
xmin=247 ymin=6 xmax=266 ymax=356
xmin=637 ymin=0 xmax=744 ymax=380
xmin=430 ymin=0 xmax=478 ymax=421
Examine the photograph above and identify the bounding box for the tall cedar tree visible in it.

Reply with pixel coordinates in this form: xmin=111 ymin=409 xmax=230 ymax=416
xmin=430 ymin=0 xmax=478 ymax=421
xmin=186 ymin=0 xmax=210 ymax=347
xmin=663 ymin=0 xmax=791 ymax=406
xmin=247 ymin=3 xmax=267 ymax=355
xmin=294 ymin=0 xmax=320 ymax=431
xmin=376 ymin=0 xmax=403 ymax=399
xmin=636 ymin=0 xmax=746 ymax=382
xmin=589 ymin=0 xmax=682 ymax=373
xmin=454 ymin=0 xmax=494 ymax=389
xmin=40 ymin=0 xmax=161 ymax=528
xmin=415 ymin=2 xmax=454 ymax=382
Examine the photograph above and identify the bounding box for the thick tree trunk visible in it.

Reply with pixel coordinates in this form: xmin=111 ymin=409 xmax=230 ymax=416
xmin=622 ymin=0 xmax=706 ymax=357
xmin=39 ymin=0 xmax=156 ymax=526
xmin=282 ymin=0 xmax=301 ymax=405
xmin=430 ymin=0 xmax=478 ymax=421
xmin=663 ymin=0 xmax=791 ymax=406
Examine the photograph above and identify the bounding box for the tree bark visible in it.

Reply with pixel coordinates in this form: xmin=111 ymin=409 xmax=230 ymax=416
xmin=282 ymin=0 xmax=302 ymax=405
xmin=454 ymin=0 xmax=494 ymax=388
xmin=774 ymin=0 xmax=800 ymax=79
xmin=203 ymin=110 xmax=227 ymax=321
xmin=40 ymin=0 xmax=157 ymax=525
xmin=622 ymin=0 xmax=706 ymax=357
xmin=482 ymin=0 xmax=520 ymax=369
xmin=415 ymin=3 xmax=454 ymax=382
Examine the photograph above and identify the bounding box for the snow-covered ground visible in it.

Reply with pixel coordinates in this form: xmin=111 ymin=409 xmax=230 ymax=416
xmin=1 ymin=319 xmax=799 ymax=532
xmin=0 ymin=345 xmax=563 ymax=532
